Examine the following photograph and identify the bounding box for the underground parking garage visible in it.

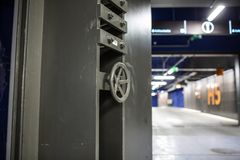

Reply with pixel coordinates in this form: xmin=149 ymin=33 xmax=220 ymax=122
xmin=0 ymin=0 xmax=240 ymax=160
xmin=151 ymin=1 xmax=240 ymax=159
xmin=151 ymin=53 xmax=240 ymax=158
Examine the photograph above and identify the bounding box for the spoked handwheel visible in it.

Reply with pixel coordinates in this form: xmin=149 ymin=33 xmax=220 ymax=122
xmin=110 ymin=62 xmax=131 ymax=103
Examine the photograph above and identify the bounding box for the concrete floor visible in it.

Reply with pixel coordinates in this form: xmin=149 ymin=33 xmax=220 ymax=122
xmin=152 ymin=107 xmax=240 ymax=160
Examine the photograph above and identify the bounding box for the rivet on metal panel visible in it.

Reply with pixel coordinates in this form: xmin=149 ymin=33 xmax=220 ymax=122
xmin=120 ymin=0 xmax=126 ymax=6
xmin=120 ymin=22 xmax=125 ymax=28
xmin=107 ymin=37 xmax=114 ymax=44
xmin=107 ymin=12 xmax=114 ymax=20
xmin=120 ymin=42 xmax=125 ymax=49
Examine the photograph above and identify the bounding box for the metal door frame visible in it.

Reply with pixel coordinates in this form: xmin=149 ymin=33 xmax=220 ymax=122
xmin=153 ymin=53 xmax=240 ymax=125
xmin=6 ymin=0 xmax=44 ymax=159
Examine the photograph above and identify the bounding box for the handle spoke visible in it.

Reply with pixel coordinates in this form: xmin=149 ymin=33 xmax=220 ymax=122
xmin=114 ymin=68 xmax=123 ymax=91
xmin=110 ymin=62 xmax=130 ymax=103
xmin=118 ymin=85 xmax=125 ymax=97
xmin=119 ymin=79 xmax=129 ymax=84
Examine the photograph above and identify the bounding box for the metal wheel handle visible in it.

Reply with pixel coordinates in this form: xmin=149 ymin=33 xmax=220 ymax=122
xmin=110 ymin=62 xmax=131 ymax=103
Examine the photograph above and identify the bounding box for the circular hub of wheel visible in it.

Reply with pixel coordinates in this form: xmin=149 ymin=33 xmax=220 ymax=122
xmin=110 ymin=62 xmax=130 ymax=103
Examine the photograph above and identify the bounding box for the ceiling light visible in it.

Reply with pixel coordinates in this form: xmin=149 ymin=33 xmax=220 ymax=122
xmin=153 ymin=75 xmax=175 ymax=80
xmin=151 ymin=81 xmax=167 ymax=86
xmin=195 ymin=91 xmax=200 ymax=96
xmin=152 ymin=85 xmax=159 ymax=90
xmin=207 ymin=5 xmax=225 ymax=22
xmin=176 ymin=84 xmax=182 ymax=89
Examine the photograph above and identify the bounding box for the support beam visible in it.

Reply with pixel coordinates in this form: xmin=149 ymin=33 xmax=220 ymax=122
xmin=7 ymin=0 xmax=44 ymax=159
xmin=152 ymin=68 xmax=217 ymax=72
xmin=152 ymin=54 xmax=235 ymax=58
xmin=234 ymin=55 xmax=240 ymax=125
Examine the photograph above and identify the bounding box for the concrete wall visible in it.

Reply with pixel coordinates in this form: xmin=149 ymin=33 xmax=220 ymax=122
xmin=169 ymin=89 xmax=184 ymax=108
xmin=184 ymin=69 xmax=238 ymax=119
xmin=158 ymin=92 xmax=168 ymax=107
xmin=152 ymin=95 xmax=158 ymax=107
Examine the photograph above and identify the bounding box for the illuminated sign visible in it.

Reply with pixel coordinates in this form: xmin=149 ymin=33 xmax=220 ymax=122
xmin=201 ymin=21 xmax=215 ymax=34
xmin=152 ymin=20 xmax=240 ymax=35
xmin=229 ymin=20 xmax=240 ymax=34
xmin=208 ymin=85 xmax=221 ymax=106
xmin=152 ymin=21 xmax=185 ymax=35
xmin=152 ymin=29 xmax=171 ymax=34
xmin=232 ymin=29 xmax=240 ymax=33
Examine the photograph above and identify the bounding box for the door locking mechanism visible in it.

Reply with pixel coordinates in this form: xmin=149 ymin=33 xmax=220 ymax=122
xmin=109 ymin=62 xmax=130 ymax=103
xmin=99 ymin=1 xmax=130 ymax=103
xmin=107 ymin=12 xmax=114 ymax=20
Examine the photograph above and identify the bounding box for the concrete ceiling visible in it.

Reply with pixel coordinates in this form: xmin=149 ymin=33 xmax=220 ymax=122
xmin=152 ymin=55 xmax=235 ymax=83
xmin=152 ymin=0 xmax=240 ymax=8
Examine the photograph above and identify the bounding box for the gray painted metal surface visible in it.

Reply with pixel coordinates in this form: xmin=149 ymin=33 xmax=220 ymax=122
xmin=124 ymin=0 xmax=152 ymax=159
xmin=8 ymin=0 xmax=152 ymax=159
xmin=7 ymin=0 xmax=44 ymax=160
xmin=98 ymin=4 xmax=127 ymax=33
xmin=99 ymin=1 xmax=128 ymax=159
xmin=99 ymin=29 xmax=128 ymax=54
xmin=39 ymin=0 xmax=98 ymax=159
xmin=109 ymin=62 xmax=131 ymax=103
xmin=102 ymin=0 xmax=128 ymax=13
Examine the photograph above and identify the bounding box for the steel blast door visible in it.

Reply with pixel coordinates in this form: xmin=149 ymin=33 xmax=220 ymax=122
xmin=8 ymin=0 xmax=152 ymax=160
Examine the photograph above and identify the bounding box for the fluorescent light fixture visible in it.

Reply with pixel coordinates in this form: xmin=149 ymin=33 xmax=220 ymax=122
xmin=151 ymin=81 xmax=167 ymax=86
xmin=153 ymin=75 xmax=175 ymax=80
xmin=176 ymin=84 xmax=182 ymax=89
xmin=152 ymin=85 xmax=159 ymax=90
xmin=207 ymin=5 xmax=225 ymax=22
